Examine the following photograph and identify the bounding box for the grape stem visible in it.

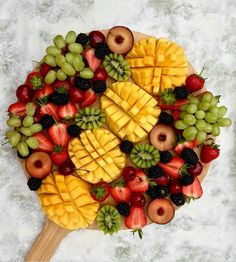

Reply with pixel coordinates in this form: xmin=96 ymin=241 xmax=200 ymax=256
xmin=1 ymin=140 xmax=9 ymax=146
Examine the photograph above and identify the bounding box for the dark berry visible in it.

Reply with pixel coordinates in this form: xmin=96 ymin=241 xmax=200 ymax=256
xmin=27 ymin=177 xmax=42 ymax=191
xmin=94 ymin=43 xmax=110 ymax=59
xmin=74 ymin=76 xmax=91 ymax=90
xmin=160 ymin=151 xmax=172 ymax=163
xmin=170 ymin=193 xmax=186 ymax=206
xmin=76 ymin=33 xmax=89 ymax=46
xmin=48 ymin=92 xmax=69 ymax=105
xmin=146 ymin=185 xmax=169 ymax=199
xmin=119 ymin=140 xmax=134 ymax=154
xmin=182 ymin=148 xmax=199 ymax=166
xmin=67 ymin=125 xmax=81 ymax=137
xmin=158 ymin=111 xmax=174 ymax=125
xmin=92 ymin=80 xmax=107 ymax=94
xmin=146 ymin=165 xmax=164 ymax=179
xmin=180 ymin=174 xmax=195 ymax=186
xmin=39 ymin=114 xmax=54 ymax=129
xmin=173 ymin=86 xmax=190 ymax=99
xmin=116 ymin=202 xmax=130 ymax=217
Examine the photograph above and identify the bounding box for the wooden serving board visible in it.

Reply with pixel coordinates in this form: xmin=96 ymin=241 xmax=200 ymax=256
xmin=24 ymin=30 xmax=211 ymax=261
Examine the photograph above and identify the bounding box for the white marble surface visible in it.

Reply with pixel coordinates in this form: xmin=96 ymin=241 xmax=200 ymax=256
xmin=0 ymin=0 xmax=236 ymax=261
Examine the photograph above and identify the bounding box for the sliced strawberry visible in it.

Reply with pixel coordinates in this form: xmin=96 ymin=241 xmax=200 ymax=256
xmin=8 ymin=102 xmax=26 ymax=116
xmin=172 ymin=110 xmax=180 ymax=121
xmin=158 ymin=156 xmax=185 ymax=179
xmin=57 ymin=102 xmax=77 ymax=120
xmin=110 ymin=180 xmax=131 ymax=203
xmin=53 ymin=80 xmax=71 ymax=92
xmin=90 ymin=182 xmax=110 ymax=202
xmin=127 ymin=170 xmax=149 ymax=193
xmin=80 ymin=90 xmax=97 ymax=108
xmin=182 ymin=176 xmax=203 ymax=200
xmin=48 ymin=123 xmax=70 ymax=147
xmin=174 ymin=139 xmax=199 ymax=155
xmin=84 ymin=48 xmax=101 ymax=72
xmin=158 ymin=98 xmax=189 ymax=110
xmin=40 ymin=63 xmax=52 ymax=77
xmin=26 ymin=71 xmax=43 ymax=90
xmin=39 ymin=103 xmax=59 ymax=121
xmin=34 ymin=84 xmax=54 ymax=102
xmin=69 ymin=87 xmax=86 ymax=103
xmin=50 ymin=145 xmax=68 ymax=165
xmin=33 ymin=132 xmax=53 ymax=152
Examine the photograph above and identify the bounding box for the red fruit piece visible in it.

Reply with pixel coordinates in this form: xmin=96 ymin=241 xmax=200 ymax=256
xmin=39 ymin=103 xmax=59 ymax=121
xmin=158 ymin=98 xmax=189 ymax=111
xmin=154 ymin=174 xmax=169 ymax=186
xmin=84 ymin=48 xmax=101 ymax=72
xmin=50 ymin=145 xmax=68 ymax=165
xmin=130 ymin=192 xmax=146 ymax=207
xmin=122 ymin=166 xmax=136 ymax=182
xmin=90 ymin=182 xmax=110 ymax=202
xmin=110 ymin=180 xmax=131 ymax=203
xmin=80 ymin=90 xmax=96 ymax=108
xmin=40 ymin=63 xmax=52 ymax=77
xmin=57 ymin=102 xmax=77 ymax=120
xmin=58 ymin=159 xmax=75 ymax=176
xmin=172 ymin=110 xmax=180 ymax=121
xmin=69 ymin=87 xmax=86 ymax=103
xmin=34 ymin=84 xmax=54 ymax=101
xmin=186 ymin=68 xmax=206 ymax=93
xmin=169 ymin=179 xmax=182 ymax=194
xmin=92 ymin=68 xmax=108 ymax=82
xmin=16 ymin=85 xmax=33 ymax=103
xmin=182 ymin=176 xmax=203 ymax=200
xmin=187 ymin=161 xmax=203 ymax=176
xmin=53 ymin=80 xmax=71 ymax=92
xmin=26 ymin=71 xmax=43 ymax=90
xmin=158 ymin=156 xmax=185 ymax=179
xmin=48 ymin=123 xmax=70 ymax=147
xmin=174 ymin=139 xmax=199 ymax=155
xmin=124 ymin=207 xmax=147 ymax=238
xmin=33 ymin=132 xmax=53 ymax=152
xmin=89 ymin=31 xmax=105 ymax=48
xmin=8 ymin=102 xmax=26 ymax=116
xmin=127 ymin=170 xmax=149 ymax=193
xmin=200 ymin=142 xmax=220 ymax=163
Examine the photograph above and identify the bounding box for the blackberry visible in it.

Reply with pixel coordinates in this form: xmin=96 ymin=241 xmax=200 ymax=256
xmin=146 ymin=185 xmax=169 ymax=199
xmin=92 ymin=80 xmax=107 ymax=94
xmin=158 ymin=111 xmax=174 ymax=125
xmin=74 ymin=76 xmax=91 ymax=90
xmin=182 ymin=148 xmax=199 ymax=166
xmin=170 ymin=193 xmax=186 ymax=206
xmin=146 ymin=165 xmax=164 ymax=179
xmin=160 ymin=151 xmax=172 ymax=163
xmin=39 ymin=114 xmax=54 ymax=129
xmin=116 ymin=202 xmax=130 ymax=217
xmin=173 ymin=86 xmax=190 ymax=99
xmin=95 ymin=43 xmax=110 ymax=59
xmin=27 ymin=177 xmax=42 ymax=191
xmin=48 ymin=92 xmax=69 ymax=105
xmin=76 ymin=33 xmax=89 ymax=46
xmin=67 ymin=125 xmax=81 ymax=137
xmin=180 ymin=174 xmax=195 ymax=186
xmin=119 ymin=140 xmax=133 ymax=154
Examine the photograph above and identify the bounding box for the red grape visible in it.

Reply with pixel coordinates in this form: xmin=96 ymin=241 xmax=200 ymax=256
xmin=130 ymin=192 xmax=146 ymax=207
xmin=187 ymin=161 xmax=203 ymax=176
xmin=122 ymin=166 xmax=136 ymax=182
xmin=16 ymin=85 xmax=33 ymax=102
xmin=89 ymin=31 xmax=105 ymax=47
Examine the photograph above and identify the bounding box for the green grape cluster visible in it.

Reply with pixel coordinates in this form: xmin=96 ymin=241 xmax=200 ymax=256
xmin=175 ymin=92 xmax=231 ymax=143
xmin=43 ymin=31 xmax=94 ymax=84
xmin=6 ymin=103 xmax=42 ymax=157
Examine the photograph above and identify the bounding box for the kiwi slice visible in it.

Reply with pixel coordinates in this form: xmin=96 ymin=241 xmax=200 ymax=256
xmin=75 ymin=107 xmax=106 ymax=129
xmin=130 ymin=144 xmax=160 ymax=168
xmin=97 ymin=205 xmax=121 ymax=235
xmin=103 ymin=53 xmax=131 ymax=81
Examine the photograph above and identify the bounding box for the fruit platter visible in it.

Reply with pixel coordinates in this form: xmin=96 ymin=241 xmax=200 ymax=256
xmin=5 ymin=26 xmax=232 ymax=261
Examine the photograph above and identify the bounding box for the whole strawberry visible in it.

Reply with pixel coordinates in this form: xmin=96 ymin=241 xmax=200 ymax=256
xmin=186 ymin=68 xmax=206 ymax=93
xmin=200 ymin=141 xmax=220 ymax=163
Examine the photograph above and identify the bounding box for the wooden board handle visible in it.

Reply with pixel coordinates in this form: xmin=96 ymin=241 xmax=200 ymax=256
xmin=25 ymin=220 xmax=70 ymax=262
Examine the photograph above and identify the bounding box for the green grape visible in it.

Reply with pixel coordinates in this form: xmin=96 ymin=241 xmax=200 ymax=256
xmin=186 ymin=104 xmax=198 ymax=114
xmin=79 ymin=68 xmax=94 ymax=79
xmin=209 ymin=96 xmax=220 ymax=107
xmin=180 ymin=104 xmax=188 ymax=111
xmin=73 ymin=55 xmax=84 ymax=71
xmin=53 ymin=35 xmax=65 ymax=49
xmin=199 ymin=101 xmax=210 ymax=111
xmin=30 ymin=124 xmax=42 ymax=133
xmin=26 ymin=102 xmax=35 ymax=116
xmin=211 ymin=124 xmax=220 ymax=136
xmin=23 ymin=116 xmax=34 ymax=127
xmin=183 ymin=126 xmax=198 ymax=141
xmin=45 ymin=70 xmax=57 ymax=84
xmin=65 ymin=52 xmax=75 ymax=65
xmin=208 ymin=105 xmax=219 ymax=115
xmin=217 ymin=106 xmax=227 ymax=118
xmin=55 ymin=55 xmax=66 ymax=67
xmin=43 ymin=55 xmax=57 ymax=67
xmin=175 ymin=120 xmax=189 ymax=130
xmin=195 ymin=110 xmax=205 ymax=119
xmin=17 ymin=141 xmax=29 ymax=157
xmin=57 ymin=69 xmax=67 ymax=81
xmin=9 ymin=132 xmax=21 ymax=146
xmin=20 ymin=127 xmax=32 ymax=136
xmin=180 ymin=111 xmax=187 ymax=119
xmin=217 ymin=117 xmax=232 ymax=127
xmin=183 ymin=114 xmax=196 ymax=125
xmin=201 ymin=92 xmax=213 ymax=102
xmin=205 ymin=112 xmax=217 ymax=123
xmin=26 ymin=137 xmax=39 ymax=149
xmin=61 ymin=63 xmax=76 ymax=76
xmin=65 ymin=31 xmax=77 ymax=44
xmin=46 ymin=46 xmax=61 ymax=56
xmin=7 ymin=116 xmax=21 ymax=127
xmin=189 ymin=96 xmax=200 ymax=105
xmin=6 ymin=130 xmax=18 ymax=139
xmin=68 ymin=43 xmax=83 ymax=54
xmin=205 ymin=123 xmax=213 ymax=133
xmin=196 ymin=131 xmax=207 ymax=144
xmin=196 ymin=119 xmax=206 ymax=131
